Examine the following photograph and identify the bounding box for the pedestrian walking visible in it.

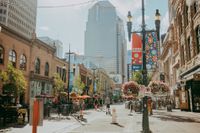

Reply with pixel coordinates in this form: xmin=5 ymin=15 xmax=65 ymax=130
xmin=147 ymin=97 xmax=153 ymax=115
xmin=129 ymin=100 xmax=134 ymax=113
xmin=105 ymin=97 xmax=111 ymax=115
xmin=94 ymin=99 xmax=98 ymax=110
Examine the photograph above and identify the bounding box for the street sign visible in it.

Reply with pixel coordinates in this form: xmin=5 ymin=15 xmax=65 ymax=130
xmin=132 ymin=65 xmax=142 ymax=71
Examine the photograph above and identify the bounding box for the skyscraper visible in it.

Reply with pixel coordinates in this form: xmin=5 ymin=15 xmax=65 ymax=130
xmin=84 ymin=1 xmax=126 ymax=80
xmin=0 ymin=0 xmax=37 ymax=39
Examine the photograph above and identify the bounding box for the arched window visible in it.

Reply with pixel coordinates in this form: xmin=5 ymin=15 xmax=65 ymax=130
xmin=35 ymin=58 xmax=40 ymax=74
xmin=9 ymin=50 xmax=16 ymax=67
xmin=196 ymin=25 xmax=200 ymax=54
xmin=0 ymin=46 xmax=4 ymax=64
xmin=20 ymin=54 xmax=26 ymax=70
xmin=44 ymin=62 xmax=49 ymax=76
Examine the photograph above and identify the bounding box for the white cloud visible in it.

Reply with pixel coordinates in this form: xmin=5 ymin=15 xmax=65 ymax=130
xmin=39 ymin=26 xmax=50 ymax=31
xmin=110 ymin=0 xmax=141 ymax=19
xmin=161 ymin=11 xmax=169 ymax=34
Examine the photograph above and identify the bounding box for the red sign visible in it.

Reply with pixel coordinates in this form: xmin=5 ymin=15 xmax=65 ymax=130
xmin=132 ymin=34 xmax=142 ymax=65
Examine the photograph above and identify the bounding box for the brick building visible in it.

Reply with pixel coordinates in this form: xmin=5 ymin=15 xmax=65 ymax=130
xmin=0 ymin=24 xmax=68 ymax=104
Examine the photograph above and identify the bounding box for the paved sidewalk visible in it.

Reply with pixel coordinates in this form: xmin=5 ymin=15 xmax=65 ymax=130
xmin=2 ymin=105 xmax=200 ymax=133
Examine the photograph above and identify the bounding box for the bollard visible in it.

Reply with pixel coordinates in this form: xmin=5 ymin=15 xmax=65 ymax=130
xmin=142 ymin=96 xmax=151 ymax=133
xmin=111 ymin=108 xmax=117 ymax=124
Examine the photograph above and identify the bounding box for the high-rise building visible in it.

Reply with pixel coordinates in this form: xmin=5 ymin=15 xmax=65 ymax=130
xmin=84 ymin=1 xmax=126 ymax=81
xmin=0 ymin=0 xmax=37 ymax=39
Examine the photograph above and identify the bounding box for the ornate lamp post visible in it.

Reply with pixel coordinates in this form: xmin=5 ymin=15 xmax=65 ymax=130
xmin=127 ymin=0 xmax=161 ymax=132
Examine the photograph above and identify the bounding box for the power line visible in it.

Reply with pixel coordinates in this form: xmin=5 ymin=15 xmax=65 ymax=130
xmin=0 ymin=0 xmax=97 ymax=8
xmin=38 ymin=0 xmax=97 ymax=8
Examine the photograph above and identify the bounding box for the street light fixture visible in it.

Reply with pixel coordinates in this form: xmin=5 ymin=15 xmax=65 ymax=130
xmin=127 ymin=11 xmax=132 ymax=42
xmin=127 ymin=1 xmax=161 ymax=132
xmin=155 ymin=9 xmax=161 ymax=41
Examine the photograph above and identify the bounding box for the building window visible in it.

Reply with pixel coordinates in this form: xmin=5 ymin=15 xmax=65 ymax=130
xmin=196 ymin=25 xmax=200 ymax=54
xmin=20 ymin=54 xmax=26 ymax=70
xmin=187 ymin=37 xmax=191 ymax=60
xmin=0 ymin=46 xmax=4 ymax=64
xmin=62 ymin=68 xmax=66 ymax=83
xmin=179 ymin=16 xmax=183 ymax=35
xmin=44 ymin=62 xmax=49 ymax=76
xmin=185 ymin=6 xmax=188 ymax=26
xmin=181 ymin=45 xmax=185 ymax=65
xmin=194 ymin=1 xmax=199 ymax=14
xmin=34 ymin=58 xmax=40 ymax=74
xmin=9 ymin=50 xmax=16 ymax=67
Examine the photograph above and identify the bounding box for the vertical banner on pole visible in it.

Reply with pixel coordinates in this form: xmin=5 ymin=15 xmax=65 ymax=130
xmin=145 ymin=32 xmax=158 ymax=70
xmin=132 ymin=33 xmax=142 ymax=71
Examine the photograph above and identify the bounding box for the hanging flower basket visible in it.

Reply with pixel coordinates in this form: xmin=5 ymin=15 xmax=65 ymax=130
xmin=148 ymin=81 xmax=169 ymax=94
xmin=122 ymin=81 xmax=139 ymax=95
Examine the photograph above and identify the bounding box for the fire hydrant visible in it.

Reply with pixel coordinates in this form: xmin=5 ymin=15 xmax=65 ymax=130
xmin=111 ymin=108 xmax=117 ymax=124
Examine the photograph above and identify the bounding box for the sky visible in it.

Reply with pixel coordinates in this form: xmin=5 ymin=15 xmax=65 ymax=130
xmin=36 ymin=0 xmax=169 ymax=56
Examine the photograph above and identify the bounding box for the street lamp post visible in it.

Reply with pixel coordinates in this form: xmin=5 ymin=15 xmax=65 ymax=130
xmin=127 ymin=0 xmax=160 ymax=132
xmin=67 ymin=46 xmax=71 ymax=103
xmin=66 ymin=45 xmax=74 ymax=114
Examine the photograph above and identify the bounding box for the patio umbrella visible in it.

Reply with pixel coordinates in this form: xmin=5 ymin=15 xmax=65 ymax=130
xmin=35 ymin=94 xmax=54 ymax=98
xmin=79 ymin=95 xmax=91 ymax=99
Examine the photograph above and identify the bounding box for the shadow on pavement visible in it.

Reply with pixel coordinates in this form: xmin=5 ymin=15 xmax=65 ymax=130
xmin=110 ymin=122 xmax=124 ymax=128
xmin=153 ymin=112 xmax=200 ymax=123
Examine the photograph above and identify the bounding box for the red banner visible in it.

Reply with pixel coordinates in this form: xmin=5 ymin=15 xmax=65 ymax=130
xmin=132 ymin=34 xmax=142 ymax=65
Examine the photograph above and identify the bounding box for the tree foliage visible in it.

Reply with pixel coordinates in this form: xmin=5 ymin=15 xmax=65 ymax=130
xmin=132 ymin=70 xmax=151 ymax=85
xmin=95 ymin=80 xmax=102 ymax=95
xmin=53 ymin=73 xmax=64 ymax=95
xmin=88 ymin=84 xmax=93 ymax=95
xmin=0 ymin=63 xmax=27 ymax=102
xmin=73 ymin=75 xmax=85 ymax=95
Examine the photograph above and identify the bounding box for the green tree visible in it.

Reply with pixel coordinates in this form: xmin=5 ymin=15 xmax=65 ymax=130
xmin=132 ymin=71 xmax=143 ymax=85
xmin=132 ymin=70 xmax=151 ymax=85
xmin=96 ymin=80 xmax=101 ymax=94
xmin=0 ymin=63 xmax=27 ymax=103
xmin=73 ymin=75 xmax=85 ymax=95
xmin=53 ymin=73 xmax=64 ymax=95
